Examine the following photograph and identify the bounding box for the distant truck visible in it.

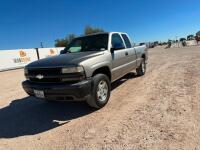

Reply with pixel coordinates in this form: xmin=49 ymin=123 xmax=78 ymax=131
xmin=180 ymin=38 xmax=187 ymax=47
xmin=22 ymin=32 xmax=148 ymax=109
xmin=196 ymin=31 xmax=200 ymax=44
xmin=187 ymin=35 xmax=195 ymax=41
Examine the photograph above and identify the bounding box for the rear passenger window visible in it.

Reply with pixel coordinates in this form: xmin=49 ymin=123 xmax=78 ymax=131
xmin=122 ymin=34 xmax=132 ymax=48
xmin=111 ymin=34 xmax=124 ymax=49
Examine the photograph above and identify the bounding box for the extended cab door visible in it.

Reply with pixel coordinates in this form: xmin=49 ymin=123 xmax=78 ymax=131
xmin=111 ymin=33 xmax=130 ymax=81
xmin=121 ymin=34 xmax=137 ymax=71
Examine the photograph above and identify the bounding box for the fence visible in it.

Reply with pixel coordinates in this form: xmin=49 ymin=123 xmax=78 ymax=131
xmin=0 ymin=47 xmax=65 ymax=71
xmin=171 ymin=40 xmax=198 ymax=48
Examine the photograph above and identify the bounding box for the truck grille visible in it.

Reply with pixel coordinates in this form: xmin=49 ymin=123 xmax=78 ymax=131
xmin=28 ymin=68 xmax=62 ymax=83
xmin=28 ymin=68 xmax=61 ymax=76
xmin=26 ymin=68 xmax=84 ymax=83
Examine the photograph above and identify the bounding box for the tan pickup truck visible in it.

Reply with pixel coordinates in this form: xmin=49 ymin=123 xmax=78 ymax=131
xmin=22 ymin=32 xmax=148 ymax=109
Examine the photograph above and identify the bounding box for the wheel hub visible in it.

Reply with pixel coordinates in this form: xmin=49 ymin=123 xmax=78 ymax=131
xmin=97 ymin=80 xmax=108 ymax=102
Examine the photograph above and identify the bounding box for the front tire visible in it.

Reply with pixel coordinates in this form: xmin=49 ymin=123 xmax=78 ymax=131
xmin=136 ymin=58 xmax=146 ymax=76
xmin=87 ymin=74 xmax=111 ymax=109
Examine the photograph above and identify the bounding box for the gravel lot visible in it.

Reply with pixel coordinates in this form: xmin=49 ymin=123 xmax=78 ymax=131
xmin=0 ymin=46 xmax=200 ymax=150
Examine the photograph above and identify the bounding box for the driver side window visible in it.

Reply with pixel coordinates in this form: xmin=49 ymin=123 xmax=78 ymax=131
xmin=111 ymin=34 xmax=124 ymax=50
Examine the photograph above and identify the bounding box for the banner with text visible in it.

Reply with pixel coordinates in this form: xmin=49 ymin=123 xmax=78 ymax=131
xmin=38 ymin=47 xmax=65 ymax=59
xmin=0 ymin=49 xmax=38 ymax=71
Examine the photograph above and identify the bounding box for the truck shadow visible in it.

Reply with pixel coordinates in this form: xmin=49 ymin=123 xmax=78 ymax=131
xmin=0 ymin=72 xmax=138 ymax=139
xmin=111 ymin=72 xmax=138 ymax=90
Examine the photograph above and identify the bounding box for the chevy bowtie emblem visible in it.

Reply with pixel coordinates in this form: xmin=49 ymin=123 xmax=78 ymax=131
xmin=36 ymin=74 xmax=44 ymax=80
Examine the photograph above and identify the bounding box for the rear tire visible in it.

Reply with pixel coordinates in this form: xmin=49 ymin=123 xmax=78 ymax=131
xmin=87 ymin=74 xmax=111 ymax=109
xmin=136 ymin=58 xmax=146 ymax=76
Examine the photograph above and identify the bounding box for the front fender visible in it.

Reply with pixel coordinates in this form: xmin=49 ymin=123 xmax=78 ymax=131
xmin=85 ymin=61 xmax=112 ymax=77
xmin=79 ymin=52 xmax=112 ymax=78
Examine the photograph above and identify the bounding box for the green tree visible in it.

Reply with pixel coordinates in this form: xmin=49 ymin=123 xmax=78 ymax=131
xmin=84 ymin=26 xmax=104 ymax=35
xmin=55 ymin=34 xmax=76 ymax=47
xmin=55 ymin=26 xmax=105 ymax=47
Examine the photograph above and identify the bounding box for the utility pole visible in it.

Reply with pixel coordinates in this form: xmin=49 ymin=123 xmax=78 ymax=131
xmin=175 ymin=36 xmax=179 ymax=47
xmin=40 ymin=42 xmax=44 ymax=48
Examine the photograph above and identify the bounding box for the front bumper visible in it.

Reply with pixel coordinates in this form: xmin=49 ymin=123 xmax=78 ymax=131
xmin=22 ymin=79 xmax=92 ymax=101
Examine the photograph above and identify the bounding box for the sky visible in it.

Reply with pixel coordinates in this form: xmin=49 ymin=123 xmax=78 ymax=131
xmin=0 ymin=0 xmax=199 ymax=50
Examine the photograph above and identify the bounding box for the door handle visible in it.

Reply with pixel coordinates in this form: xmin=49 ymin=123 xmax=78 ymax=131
xmin=125 ymin=52 xmax=129 ymax=56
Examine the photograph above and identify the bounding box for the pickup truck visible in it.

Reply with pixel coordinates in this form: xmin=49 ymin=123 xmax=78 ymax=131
xmin=22 ymin=32 xmax=148 ymax=109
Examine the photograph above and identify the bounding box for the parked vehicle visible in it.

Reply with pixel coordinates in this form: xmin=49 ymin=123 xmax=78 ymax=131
xmin=196 ymin=31 xmax=200 ymax=44
xmin=154 ymin=41 xmax=159 ymax=46
xmin=22 ymin=32 xmax=148 ymax=109
xmin=149 ymin=42 xmax=155 ymax=48
xmin=180 ymin=38 xmax=186 ymax=42
xmin=166 ymin=40 xmax=172 ymax=48
xmin=187 ymin=35 xmax=195 ymax=41
xmin=196 ymin=36 xmax=200 ymax=44
xmin=180 ymin=38 xmax=187 ymax=47
xmin=139 ymin=43 xmax=146 ymax=46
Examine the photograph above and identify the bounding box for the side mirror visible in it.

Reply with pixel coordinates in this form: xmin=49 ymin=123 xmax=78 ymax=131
xmin=60 ymin=50 xmax=65 ymax=55
xmin=111 ymin=43 xmax=125 ymax=53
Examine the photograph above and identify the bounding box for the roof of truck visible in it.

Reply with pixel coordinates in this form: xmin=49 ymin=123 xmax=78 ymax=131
xmin=78 ymin=32 xmax=127 ymax=38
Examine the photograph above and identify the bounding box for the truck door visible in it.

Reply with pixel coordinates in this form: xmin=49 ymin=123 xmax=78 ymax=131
xmin=121 ymin=34 xmax=137 ymax=71
xmin=111 ymin=33 xmax=129 ymax=81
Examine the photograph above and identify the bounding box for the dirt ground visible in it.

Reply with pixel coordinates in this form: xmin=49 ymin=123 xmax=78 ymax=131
xmin=0 ymin=46 xmax=200 ymax=150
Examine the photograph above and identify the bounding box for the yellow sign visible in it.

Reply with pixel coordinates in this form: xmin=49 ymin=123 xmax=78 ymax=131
xmin=19 ymin=50 xmax=27 ymax=57
xmin=50 ymin=49 xmax=55 ymax=55
xmin=13 ymin=50 xmax=31 ymax=63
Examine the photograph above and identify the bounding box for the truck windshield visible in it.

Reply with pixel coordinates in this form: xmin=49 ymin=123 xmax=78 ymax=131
xmin=63 ymin=34 xmax=108 ymax=53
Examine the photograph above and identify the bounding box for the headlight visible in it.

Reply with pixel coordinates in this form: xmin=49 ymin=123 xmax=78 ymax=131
xmin=61 ymin=66 xmax=84 ymax=74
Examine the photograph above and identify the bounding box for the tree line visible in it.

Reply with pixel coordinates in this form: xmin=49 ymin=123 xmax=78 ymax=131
xmin=55 ymin=26 xmax=104 ymax=47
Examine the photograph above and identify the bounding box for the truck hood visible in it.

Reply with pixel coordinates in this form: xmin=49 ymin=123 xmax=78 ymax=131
xmin=27 ymin=51 xmax=104 ymax=68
